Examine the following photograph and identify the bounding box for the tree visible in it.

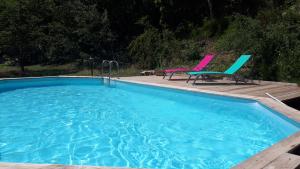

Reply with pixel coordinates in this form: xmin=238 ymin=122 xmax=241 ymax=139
xmin=43 ymin=0 xmax=115 ymax=64
xmin=207 ymin=0 xmax=214 ymax=19
xmin=0 ymin=0 xmax=49 ymax=72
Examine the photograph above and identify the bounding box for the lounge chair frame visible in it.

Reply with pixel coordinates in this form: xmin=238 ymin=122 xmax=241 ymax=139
xmin=186 ymin=54 xmax=252 ymax=85
xmin=186 ymin=73 xmax=248 ymax=84
xmin=163 ymin=54 xmax=214 ymax=80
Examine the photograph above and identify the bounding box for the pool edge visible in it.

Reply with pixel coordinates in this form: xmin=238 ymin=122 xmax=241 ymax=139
xmin=0 ymin=162 xmax=144 ymax=169
xmin=115 ymin=77 xmax=300 ymax=123
xmin=232 ymin=132 xmax=300 ymax=169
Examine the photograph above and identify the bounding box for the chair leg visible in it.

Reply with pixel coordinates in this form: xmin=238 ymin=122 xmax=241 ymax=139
xmin=233 ymin=75 xmax=239 ymax=84
xmin=186 ymin=75 xmax=192 ymax=83
xmin=235 ymin=74 xmax=248 ymax=84
xmin=169 ymin=73 xmax=174 ymax=80
xmin=193 ymin=75 xmax=200 ymax=85
xmin=163 ymin=72 xmax=166 ymax=79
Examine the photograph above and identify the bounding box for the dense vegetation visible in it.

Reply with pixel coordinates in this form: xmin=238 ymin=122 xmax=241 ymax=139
xmin=0 ymin=0 xmax=299 ymax=82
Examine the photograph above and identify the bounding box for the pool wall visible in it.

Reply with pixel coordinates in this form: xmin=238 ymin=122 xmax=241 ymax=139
xmin=0 ymin=77 xmax=103 ymax=93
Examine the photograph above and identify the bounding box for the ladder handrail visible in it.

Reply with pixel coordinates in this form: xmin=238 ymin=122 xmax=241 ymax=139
xmin=101 ymin=60 xmax=119 ymax=84
xmin=109 ymin=60 xmax=119 ymax=79
xmin=102 ymin=60 xmax=110 ymax=75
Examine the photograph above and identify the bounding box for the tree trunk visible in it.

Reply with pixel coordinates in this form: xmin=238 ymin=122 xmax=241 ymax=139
xmin=207 ymin=0 xmax=214 ymax=19
xmin=18 ymin=47 xmax=25 ymax=73
xmin=20 ymin=62 xmax=25 ymax=73
xmin=19 ymin=55 xmax=25 ymax=73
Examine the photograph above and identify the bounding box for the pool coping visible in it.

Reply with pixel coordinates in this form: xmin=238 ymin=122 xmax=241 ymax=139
xmin=0 ymin=162 xmax=144 ymax=169
xmin=1 ymin=75 xmax=300 ymax=169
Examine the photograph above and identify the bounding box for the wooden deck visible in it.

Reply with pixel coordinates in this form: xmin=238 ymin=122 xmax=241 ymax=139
xmin=120 ymin=75 xmax=300 ymax=101
xmin=232 ymin=132 xmax=300 ymax=169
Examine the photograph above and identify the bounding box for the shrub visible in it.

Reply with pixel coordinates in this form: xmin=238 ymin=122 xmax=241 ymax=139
xmin=191 ymin=18 xmax=229 ymax=39
xmin=215 ymin=15 xmax=262 ymax=53
xmin=128 ymin=27 xmax=161 ymax=69
xmin=128 ymin=27 xmax=205 ymax=69
xmin=215 ymin=11 xmax=300 ymax=82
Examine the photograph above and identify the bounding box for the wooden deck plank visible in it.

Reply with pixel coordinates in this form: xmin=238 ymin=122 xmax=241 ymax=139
xmin=215 ymin=85 xmax=260 ymax=92
xmin=224 ymin=83 xmax=276 ymax=92
xmin=270 ymin=86 xmax=300 ymax=94
xmin=230 ymin=85 xmax=289 ymax=94
xmin=144 ymin=77 xmax=299 ymax=100
xmin=197 ymin=85 xmax=248 ymax=92
xmin=277 ymin=91 xmax=300 ymax=101
xmin=268 ymin=86 xmax=300 ymax=95
xmin=272 ymin=87 xmax=300 ymax=96
xmin=232 ymin=131 xmax=300 ymax=169
xmin=263 ymin=153 xmax=300 ymax=169
xmin=239 ymin=86 xmax=299 ymax=97
xmin=179 ymin=79 xmax=266 ymax=92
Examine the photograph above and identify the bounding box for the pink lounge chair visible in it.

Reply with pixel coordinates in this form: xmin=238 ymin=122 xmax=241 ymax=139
xmin=163 ymin=54 xmax=215 ymax=80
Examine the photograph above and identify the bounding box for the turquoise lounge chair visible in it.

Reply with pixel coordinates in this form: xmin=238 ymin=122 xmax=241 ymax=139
xmin=186 ymin=54 xmax=252 ymax=84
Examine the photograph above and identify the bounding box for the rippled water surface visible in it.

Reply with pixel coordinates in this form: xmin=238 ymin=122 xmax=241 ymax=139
xmin=0 ymin=78 xmax=299 ymax=169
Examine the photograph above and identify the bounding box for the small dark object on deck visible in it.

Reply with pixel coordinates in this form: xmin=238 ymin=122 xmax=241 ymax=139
xmin=140 ymin=70 xmax=155 ymax=76
xmin=288 ymin=144 xmax=300 ymax=156
xmin=284 ymin=97 xmax=300 ymax=111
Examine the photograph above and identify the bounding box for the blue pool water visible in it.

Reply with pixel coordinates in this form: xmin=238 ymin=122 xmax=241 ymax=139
xmin=0 ymin=77 xmax=299 ymax=169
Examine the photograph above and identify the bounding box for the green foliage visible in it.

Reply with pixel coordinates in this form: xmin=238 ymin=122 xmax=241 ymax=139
xmin=215 ymin=15 xmax=262 ymax=53
xmin=215 ymin=4 xmax=300 ymax=82
xmin=128 ymin=27 xmax=161 ymax=69
xmin=0 ymin=0 xmax=115 ymax=70
xmin=0 ymin=0 xmax=48 ymax=71
xmin=157 ymin=30 xmax=203 ymax=68
xmin=44 ymin=1 xmax=115 ymax=64
xmin=191 ymin=18 xmax=229 ymax=39
xmin=128 ymin=27 xmax=204 ymax=69
xmin=0 ymin=0 xmax=299 ymax=84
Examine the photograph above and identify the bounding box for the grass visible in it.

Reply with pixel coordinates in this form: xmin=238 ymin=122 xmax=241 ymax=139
xmin=1 ymin=63 xmax=299 ymax=86
xmin=0 ymin=63 xmax=141 ymax=78
xmin=0 ymin=63 xmax=78 ymax=78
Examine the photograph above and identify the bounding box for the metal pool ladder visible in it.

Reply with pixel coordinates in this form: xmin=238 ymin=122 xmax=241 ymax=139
xmin=101 ymin=60 xmax=119 ymax=84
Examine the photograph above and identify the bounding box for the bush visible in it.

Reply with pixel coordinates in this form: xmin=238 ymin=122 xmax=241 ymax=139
xmin=215 ymin=15 xmax=262 ymax=53
xmin=128 ymin=27 xmax=205 ymax=69
xmin=215 ymin=11 xmax=300 ymax=82
xmin=191 ymin=18 xmax=229 ymax=39
xmin=128 ymin=27 xmax=162 ymax=69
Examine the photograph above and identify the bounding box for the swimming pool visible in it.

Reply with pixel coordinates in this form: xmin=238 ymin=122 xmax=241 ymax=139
xmin=0 ymin=77 xmax=299 ymax=169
